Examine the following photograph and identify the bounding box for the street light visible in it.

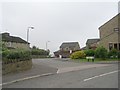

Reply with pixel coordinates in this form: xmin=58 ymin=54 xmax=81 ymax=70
xmin=46 ymin=41 xmax=50 ymax=50
xmin=27 ymin=26 xmax=34 ymax=43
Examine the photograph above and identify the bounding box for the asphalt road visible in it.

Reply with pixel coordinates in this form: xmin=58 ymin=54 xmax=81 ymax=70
xmin=2 ymin=59 xmax=119 ymax=88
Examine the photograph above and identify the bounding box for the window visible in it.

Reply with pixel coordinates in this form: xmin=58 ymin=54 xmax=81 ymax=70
xmin=65 ymin=47 xmax=69 ymax=51
xmin=119 ymin=43 xmax=120 ymax=50
xmin=114 ymin=28 xmax=119 ymax=32
xmin=7 ymin=42 xmax=12 ymax=47
xmin=114 ymin=43 xmax=117 ymax=50
xmin=109 ymin=43 xmax=113 ymax=51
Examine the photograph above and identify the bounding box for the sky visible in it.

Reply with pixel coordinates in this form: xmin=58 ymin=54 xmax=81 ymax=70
xmin=0 ymin=0 xmax=119 ymax=54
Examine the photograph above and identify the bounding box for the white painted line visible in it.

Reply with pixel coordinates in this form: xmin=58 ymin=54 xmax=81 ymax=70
xmin=57 ymin=69 xmax=59 ymax=74
xmin=0 ymin=73 xmax=54 ymax=86
xmin=84 ymin=70 xmax=119 ymax=82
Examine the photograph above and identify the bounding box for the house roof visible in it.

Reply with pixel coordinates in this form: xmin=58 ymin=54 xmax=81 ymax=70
xmin=86 ymin=39 xmax=100 ymax=45
xmin=99 ymin=13 xmax=120 ymax=30
xmin=60 ymin=42 xmax=80 ymax=49
xmin=1 ymin=32 xmax=29 ymax=44
xmin=80 ymin=46 xmax=86 ymax=50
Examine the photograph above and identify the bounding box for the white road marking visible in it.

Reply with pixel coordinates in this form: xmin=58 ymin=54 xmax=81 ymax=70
xmin=84 ymin=70 xmax=119 ymax=82
xmin=0 ymin=73 xmax=53 ymax=86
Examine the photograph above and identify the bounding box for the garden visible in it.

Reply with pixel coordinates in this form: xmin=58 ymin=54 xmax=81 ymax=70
xmin=70 ymin=46 xmax=120 ymax=62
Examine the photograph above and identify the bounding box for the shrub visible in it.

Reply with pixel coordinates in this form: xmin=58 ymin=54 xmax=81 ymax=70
xmin=95 ymin=46 xmax=108 ymax=59
xmin=70 ymin=51 xmax=86 ymax=59
xmin=2 ymin=49 xmax=10 ymax=58
xmin=84 ymin=49 xmax=95 ymax=56
xmin=108 ymin=49 xmax=118 ymax=58
xmin=118 ymin=51 xmax=120 ymax=59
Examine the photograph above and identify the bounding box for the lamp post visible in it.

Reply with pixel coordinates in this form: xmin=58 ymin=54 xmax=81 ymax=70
xmin=27 ymin=26 xmax=34 ymax=43
xmin=46 ymin=41 xmax=50 ymax=50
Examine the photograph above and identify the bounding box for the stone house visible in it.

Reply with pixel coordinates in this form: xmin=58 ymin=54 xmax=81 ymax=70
xmin=54 ymin=42 xmax=80 ymax=58
xmin=1 ymin=32 xmax=30 ymax=50
xmin=86 ymin=39 xmax=100 ymax=50
xmin=99 ymin=14 xmax=120 ymax=51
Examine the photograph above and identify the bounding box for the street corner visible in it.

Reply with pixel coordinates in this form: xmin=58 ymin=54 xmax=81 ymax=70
xmin=2 ymin=62 xmax=58 ymax=85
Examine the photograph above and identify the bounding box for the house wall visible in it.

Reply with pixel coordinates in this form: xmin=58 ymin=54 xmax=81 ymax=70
xmin=86 ymin=42 xmax=99 ymax=50
xmin=3 ymin=42 xmax=30 ymax=50
xmin=99 ymin=14 xmax=120 ymax=51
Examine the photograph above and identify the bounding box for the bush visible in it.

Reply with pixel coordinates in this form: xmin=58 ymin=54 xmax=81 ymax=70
xmin=70 ymin=51 xmax=86 ymax=59
xmin=118 ymin=51 xmax=120 ymax=59
xmin=84 ymin=49 xmax=95 ymax=56
xmin=108 ymin=49 xmax=118 ymax=58
xmin=95 ymin=46 xmax=108 ymax=59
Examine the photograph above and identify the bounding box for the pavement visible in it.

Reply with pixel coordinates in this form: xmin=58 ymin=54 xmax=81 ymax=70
xmin=2 ymin=61 xmax=58 ymax=83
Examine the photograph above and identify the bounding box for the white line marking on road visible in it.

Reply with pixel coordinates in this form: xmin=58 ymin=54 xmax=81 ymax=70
xmin=57 ymin=69 xmax=59 ymax=74
xmin=0 ymin=73 xmax=54 ymax=86
xmin=84 ymin=70 xmax=119 ymax=82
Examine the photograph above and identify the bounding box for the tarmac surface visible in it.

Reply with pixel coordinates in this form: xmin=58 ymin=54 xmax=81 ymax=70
xmin=2 ymin=61 xmax=118 ymax=88
xmin=2 ymin=58 xmax=117 ymax=84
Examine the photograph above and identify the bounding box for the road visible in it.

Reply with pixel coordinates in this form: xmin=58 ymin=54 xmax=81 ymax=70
xmin=2 ymin=58 xmax=119 ymax=88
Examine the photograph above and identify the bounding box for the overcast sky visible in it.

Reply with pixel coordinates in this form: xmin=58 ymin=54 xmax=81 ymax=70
xmin=1 ymin=0 xmax=119 ymax=54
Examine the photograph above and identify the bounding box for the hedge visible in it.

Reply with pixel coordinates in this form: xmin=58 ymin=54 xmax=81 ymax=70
xmin=31 ymin=48 xmax=49 ymax=56
xmin=2 ymin=49 xmax=31 ymax=64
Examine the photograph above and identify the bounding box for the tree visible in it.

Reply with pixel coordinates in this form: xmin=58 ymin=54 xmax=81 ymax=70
xmin=32 ymin=46 xmax=37 ymax=49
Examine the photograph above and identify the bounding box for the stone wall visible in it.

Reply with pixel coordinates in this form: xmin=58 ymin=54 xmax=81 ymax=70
xmin=2 ymin=60 xmax=32 ymax=75
xmin=99 ymin=14 xmax=120 ymax=51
